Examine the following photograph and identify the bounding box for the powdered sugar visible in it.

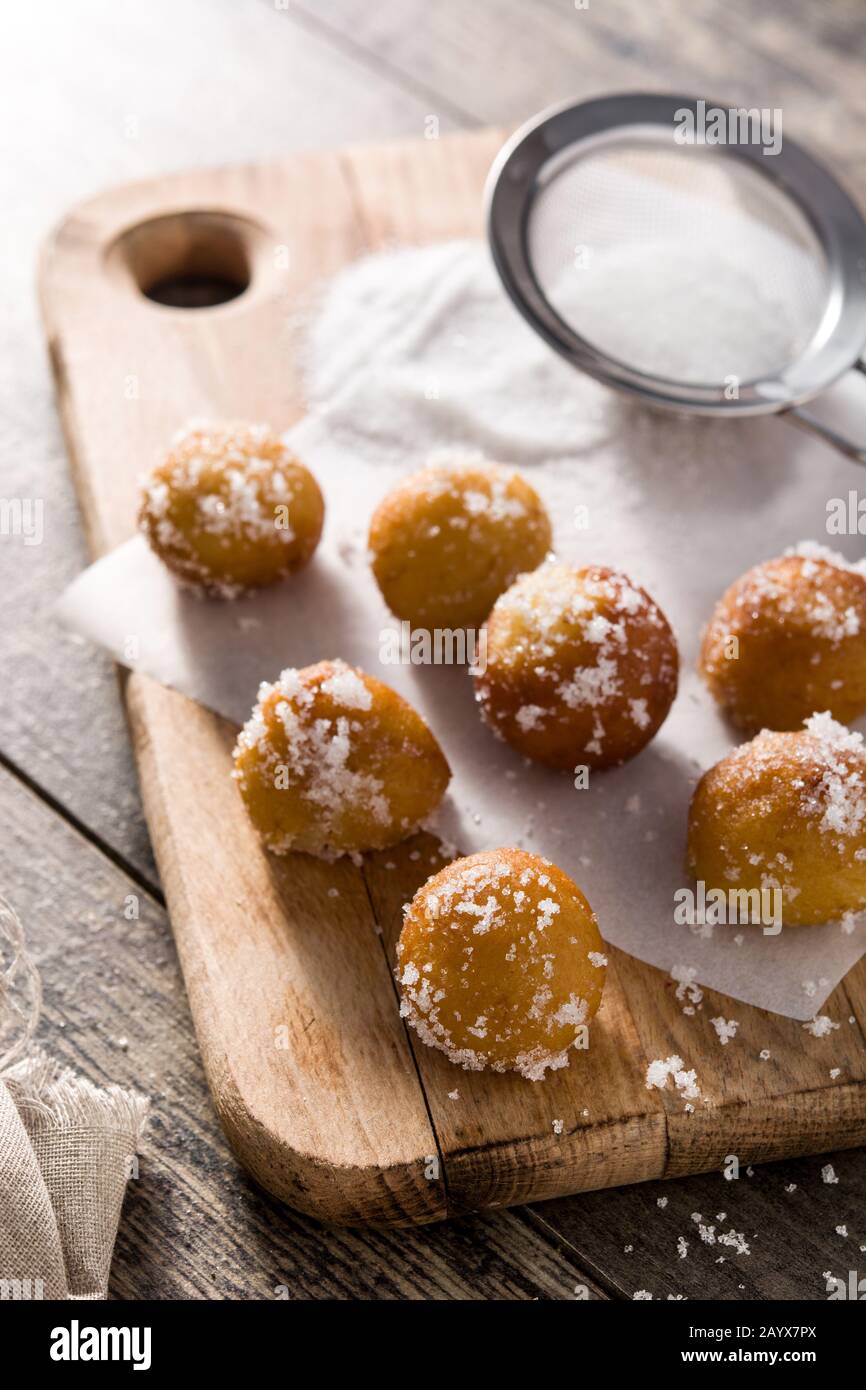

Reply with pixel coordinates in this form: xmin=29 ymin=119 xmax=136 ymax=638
xmin=537 ymin=238 xmax=812 ymax=387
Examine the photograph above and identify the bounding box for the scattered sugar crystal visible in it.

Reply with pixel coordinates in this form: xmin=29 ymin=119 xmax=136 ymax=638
xmin=718 ymin=1229 xmax=751 ymax=1255
xmin=536 ymin=897 xmax=560 ymax=929
xmin=710 ymin=1016 xmax=738 ymax=1046
xmin=628 ymin=697 xmax=650 ymax=730
xmin=515 ymin=704 xmax=546 ymax=732
xmin=803 ymin=1015 xmax=840 ymax=1037
xmin=646 ymin=1055 xmax=682 ymax=1090
xmin=645 ymin=1053 xmax=702 ymax=1104
xmin=674 ymin=1067 xmax=701 ymax=1101
xmin=671 ymin=964 xmax=703 ymax=1009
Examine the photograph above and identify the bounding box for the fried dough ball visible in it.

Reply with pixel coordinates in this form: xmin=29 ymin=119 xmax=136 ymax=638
xmin=474 ymin=563 xmax=679 ymax=770
xmin=139 ymin=421 xmax=324 ymax=597
xmin=368 ymin=457 xmax=552 ymax=628
xmin=687 ymin=713 xmax=866 ymax=927
xmin=396 ymin=848 xmax=607 ymax=1079
xmin=700 ymin=543 xmax=866 ymax=734
xmin=232 ymin=659 xmax=450 ymax=857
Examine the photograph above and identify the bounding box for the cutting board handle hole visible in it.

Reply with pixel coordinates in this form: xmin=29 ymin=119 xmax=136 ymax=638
xmin=107 ymin=211 xmax=261 ymax=310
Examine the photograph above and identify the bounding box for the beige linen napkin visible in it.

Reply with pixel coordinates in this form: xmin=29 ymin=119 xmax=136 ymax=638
xmin=0 ymin=894 xmax=149 ymax=1300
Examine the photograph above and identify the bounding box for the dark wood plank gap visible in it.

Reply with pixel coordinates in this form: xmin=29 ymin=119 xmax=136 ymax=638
xmin=0 ymin=743 xmax=164 ymax=907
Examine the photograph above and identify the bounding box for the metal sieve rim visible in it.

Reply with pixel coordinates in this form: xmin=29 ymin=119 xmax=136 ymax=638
xmin=486 ymin=92 xmax=866 ymax=419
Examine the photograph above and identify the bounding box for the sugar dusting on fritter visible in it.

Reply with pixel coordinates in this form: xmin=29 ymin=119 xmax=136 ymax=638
xmin=139 ymin=420 xmax=306 ymax=598
xmin=232 ymin=659 xmax=391 ymax=856
xmin=476 ymin=563 xmax=676 ymax=760
xmin=706 ymin=714 xmax=866 ymax=894
xmin=397 ymin=854 xmax=600 ymax=1081
xmin=708 ymin=540 xmax=866 ymax=648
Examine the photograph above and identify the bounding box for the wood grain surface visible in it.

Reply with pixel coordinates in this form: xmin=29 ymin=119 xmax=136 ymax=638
xmin=39 ymin=121 xmax=866 ymax=1227
xmin=2 ymin=0 xmax=864 ymax=1297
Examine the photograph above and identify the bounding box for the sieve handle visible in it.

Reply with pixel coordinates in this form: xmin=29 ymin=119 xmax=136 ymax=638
xmin=782 ymin=358 xmax=866 ymax=466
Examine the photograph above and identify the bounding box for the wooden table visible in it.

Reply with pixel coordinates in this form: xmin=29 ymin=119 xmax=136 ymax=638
xmin=2 ymin=0 xmax=864 ymax=1300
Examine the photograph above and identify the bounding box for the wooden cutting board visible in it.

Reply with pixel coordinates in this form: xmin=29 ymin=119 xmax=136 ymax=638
xmin=39 ymin=129 xmax=866 ymax=1227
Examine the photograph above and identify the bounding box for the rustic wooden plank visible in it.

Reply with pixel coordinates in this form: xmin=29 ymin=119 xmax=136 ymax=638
xmin=364 ymin=838 xmax=668 ymax=1214
xmin=293 ymin=0 xmax=865 ymax=182
xmin=0 ymin=759 xmax=603 ymax=1299
xmin=59 ymin=746 xmax=861 ymax=1304
xmin=300 ymin=0 xmax=866 ymax=1280
xmin=530 ymin=1143 xmax=866 ymax=1300
xmin=40 ymin=120 xmax=866 ymax=1229
xmin=364 ymin=837 xmax=866 ymax=1216
xmin=0 ymin=0 xmax=460 ymax=885
xmin=10 ymin=0 xmax=866 ymax=1289
xmin=340 ymin=122 xmax=866 ymax=1198
xmin=612 ymin=952 xmax=866 ymax=1180
xmin=40 ymin=135 xmax=503 ymax=1228
xmin=124 ymin=675 xmax=444 ymax=1227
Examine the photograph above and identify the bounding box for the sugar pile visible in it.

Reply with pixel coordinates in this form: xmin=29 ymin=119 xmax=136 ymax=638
xmin=526 ymin=150 xmax=827 ymax=385
xmin=302 ymin=239 xmax=612 ymax=465
xmin=545 ymin=240 xmax=802 ymax=385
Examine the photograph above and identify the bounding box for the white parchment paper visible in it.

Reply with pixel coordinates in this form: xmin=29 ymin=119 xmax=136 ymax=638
xmin=57 ymin=241 xmax=866 ymax=1019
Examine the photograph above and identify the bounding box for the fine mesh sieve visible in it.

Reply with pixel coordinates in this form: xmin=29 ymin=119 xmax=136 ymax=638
xmin=486 ymin=93 xmax=866 ymax=464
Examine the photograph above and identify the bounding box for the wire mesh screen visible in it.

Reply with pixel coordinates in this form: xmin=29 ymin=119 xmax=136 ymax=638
xmin=527 ymin=135 xmax=831 ymax=387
